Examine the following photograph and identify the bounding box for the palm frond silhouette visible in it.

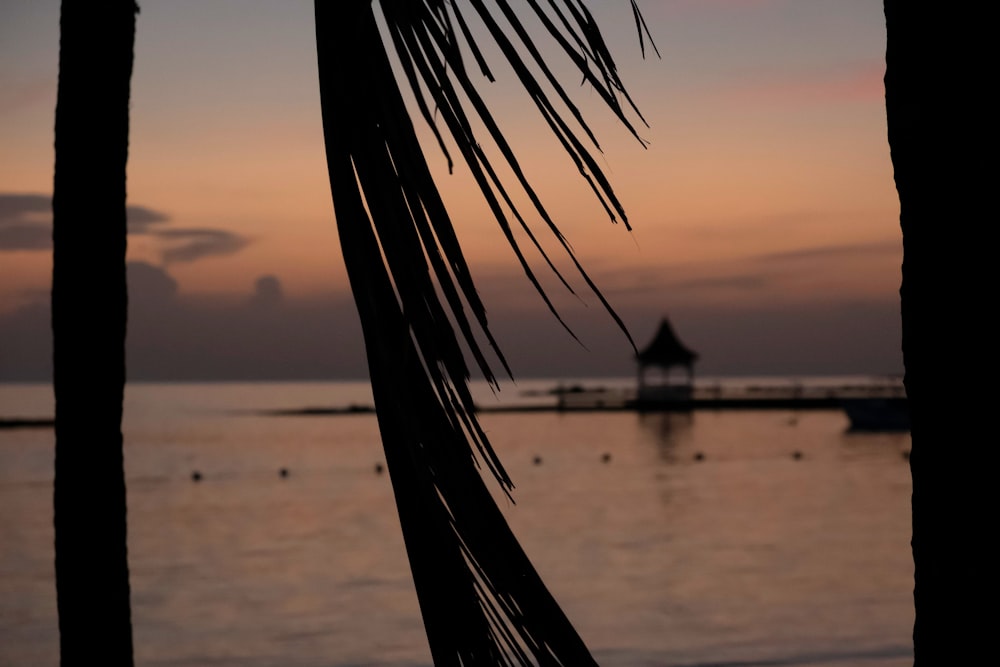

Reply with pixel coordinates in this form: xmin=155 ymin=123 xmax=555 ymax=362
xmin=315 ymin=1 xmax=655 ymax=663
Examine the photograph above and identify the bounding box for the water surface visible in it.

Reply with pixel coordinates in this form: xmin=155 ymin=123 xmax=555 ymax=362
xmin=0 ymin=381 xmax=913 ymax=666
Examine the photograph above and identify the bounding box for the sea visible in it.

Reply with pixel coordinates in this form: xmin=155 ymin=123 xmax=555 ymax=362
xmin=0 ymin=378 xmax=914 ymax=667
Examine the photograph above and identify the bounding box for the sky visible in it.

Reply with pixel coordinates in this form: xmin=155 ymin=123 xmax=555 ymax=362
xmin=0 ymin=0 xmax=901 ymax=381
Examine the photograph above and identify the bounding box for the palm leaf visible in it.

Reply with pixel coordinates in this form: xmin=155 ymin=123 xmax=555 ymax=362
xmin=314 ymin=1 xmax=653 ymax=663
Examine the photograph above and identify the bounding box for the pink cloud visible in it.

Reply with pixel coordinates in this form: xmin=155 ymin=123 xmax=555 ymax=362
xmin=658 ymin=0 xmax=784 ymax=15
xmin=721 ymin=61 xmax=885 ymax=107
xmin=0 ymin=79 xmax=54 ymax=115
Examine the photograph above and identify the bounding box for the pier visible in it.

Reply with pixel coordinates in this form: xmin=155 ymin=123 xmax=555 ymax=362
xmin=487 ymin=378 xmax=906 ymax=413
xmin=257 ymin=377 xmax=906 ymax=417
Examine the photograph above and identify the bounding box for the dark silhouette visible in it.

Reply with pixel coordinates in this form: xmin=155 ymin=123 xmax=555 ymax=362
xmin=884 ymin=2 xmax=996 ymax=663
xmin=634 ymin=317 xmax=698 ymax=410
xmin=52 ymin=2 xmax=138 ymax=666
xmin=315 ymin=0 xmax=654 ymax=663
xmin=636 ymin=316 xmax=699 ymax=388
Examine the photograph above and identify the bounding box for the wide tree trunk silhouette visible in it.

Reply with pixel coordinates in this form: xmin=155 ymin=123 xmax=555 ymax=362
xmin=52 ymin=2 xmax=138 ymax=665
xmin=315 ymin=1 xmax=653 ymax=663
xmin=884 ymin=2 xmax=996 ymax=664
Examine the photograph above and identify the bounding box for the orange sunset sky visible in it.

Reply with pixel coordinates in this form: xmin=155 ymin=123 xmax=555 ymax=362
xmin=0 ymin=1 xmax=901 ymax=380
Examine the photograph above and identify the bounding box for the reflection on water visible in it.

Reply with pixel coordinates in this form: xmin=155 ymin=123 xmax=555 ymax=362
xmin=0 ymin=383 xmax=913 ymax=667
xmin=638 ymin=411 xmax=695 ymax=463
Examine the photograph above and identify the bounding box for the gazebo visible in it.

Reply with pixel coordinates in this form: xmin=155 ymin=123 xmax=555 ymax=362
xmin=635 ymin=317 xmax=698 ymax=396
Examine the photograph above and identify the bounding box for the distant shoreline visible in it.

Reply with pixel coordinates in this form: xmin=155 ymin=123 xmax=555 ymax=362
xmin=2 ymin=376 xmax=906 ymax=425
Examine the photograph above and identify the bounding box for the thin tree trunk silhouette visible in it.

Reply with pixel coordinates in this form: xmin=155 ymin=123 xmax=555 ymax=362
xmin=884 ymin=2 xmax=995 ymax=664
xmin=52 ymin=2 xmax=138 ymax=665
xmin=315 ymin=1 xmax=653 ymax=663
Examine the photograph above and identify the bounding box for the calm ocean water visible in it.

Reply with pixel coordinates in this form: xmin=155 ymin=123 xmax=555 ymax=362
xmin=1 ymin=380 xmax=913 ymax=667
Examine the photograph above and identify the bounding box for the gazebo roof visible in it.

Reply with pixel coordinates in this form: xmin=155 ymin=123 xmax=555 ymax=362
xmin=636 ymin=317 xmax=698 ymax=369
